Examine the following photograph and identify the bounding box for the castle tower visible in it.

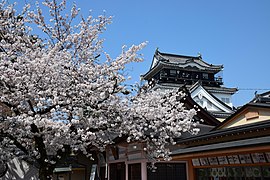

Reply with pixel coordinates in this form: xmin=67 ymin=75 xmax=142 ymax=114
xmin=142 ymin=49 xmax=238 ymax=121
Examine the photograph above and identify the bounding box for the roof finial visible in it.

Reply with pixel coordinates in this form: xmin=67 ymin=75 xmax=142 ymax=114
xmin=197 ymin=52 xmax=202 ymax=59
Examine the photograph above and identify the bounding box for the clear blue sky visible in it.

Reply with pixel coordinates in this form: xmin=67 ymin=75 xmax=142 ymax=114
xmin=14 ymin=0 xmax=270 ymax=107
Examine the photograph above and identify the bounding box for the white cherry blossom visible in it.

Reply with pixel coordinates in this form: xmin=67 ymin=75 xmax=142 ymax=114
xmin=0 ymin=1 xmax=199 ymax=179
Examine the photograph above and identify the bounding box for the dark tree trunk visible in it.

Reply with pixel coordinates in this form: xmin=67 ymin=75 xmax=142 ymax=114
xmin=39 ymin=163 xmax=54 ymax=180
xmin=30 ymin=123 xmax=54 ymax=180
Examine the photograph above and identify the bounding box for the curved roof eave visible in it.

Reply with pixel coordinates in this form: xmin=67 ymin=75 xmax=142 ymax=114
xmin=142 ymin=61 xmax=164 ymax=80
xmin=156 ymin=50 xmax=223 ymax=70
xmin=159 ymin=61 xmax=222 ymax=72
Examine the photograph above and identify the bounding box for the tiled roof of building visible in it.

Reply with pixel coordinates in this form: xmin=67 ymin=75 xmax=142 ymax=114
xmin=154 ymin=50 xmax=223 ymax=71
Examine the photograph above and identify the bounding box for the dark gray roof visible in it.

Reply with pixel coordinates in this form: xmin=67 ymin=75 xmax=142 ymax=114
xmin=176 ymin=120 xmax=270 ymax=143
xmin=155 ymin=50 xmax=223 ymax=71
xmin=151 ymin=83 xmax=237 ymax=94
xmin=143 ymin=50 xmax=223 ymax=80
xmin=172 ymin=136 xmax=270 ymax=155
xmin=172 ymin=120 xmax=270 ymax=155
xmin=251 ymin=91 xmax=270 ymax=103
xmin=210 ymin=111 xmax=232 ymax=118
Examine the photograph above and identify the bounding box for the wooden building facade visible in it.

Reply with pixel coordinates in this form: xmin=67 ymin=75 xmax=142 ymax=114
xmin=172 ymin=91 xmax=270 ymax=180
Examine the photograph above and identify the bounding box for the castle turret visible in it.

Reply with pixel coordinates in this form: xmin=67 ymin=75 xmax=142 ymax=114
xmin=142 ymin=49 xmax=238 ymax=121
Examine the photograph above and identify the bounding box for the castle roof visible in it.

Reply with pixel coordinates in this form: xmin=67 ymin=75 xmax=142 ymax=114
xmin=143 ymin=49 xmax=223 ymax=80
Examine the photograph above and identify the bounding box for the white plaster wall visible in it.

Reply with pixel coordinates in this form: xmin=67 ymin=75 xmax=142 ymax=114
xmin=212 ymin=93 xmax=233 ymax=108
xmin=191 ymin=86 xmax=233 ymax=113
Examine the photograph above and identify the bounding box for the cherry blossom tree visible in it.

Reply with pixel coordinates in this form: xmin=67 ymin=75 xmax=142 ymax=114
xmin=0 ymin=0 xmax=199 ymax=179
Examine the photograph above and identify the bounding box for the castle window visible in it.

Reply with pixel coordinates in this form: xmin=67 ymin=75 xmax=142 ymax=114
xmin=169 ymin=69 xmax=177 ymax=77
xmin=160 ymin=70 xmax=168 ymax=77
xmin=221 ymin=98 xmax=230 ymax=104
xmin=193 ymin=73 xmax=200 ymax=79
xmin=202 ymin=73 xmax=208 ymax=79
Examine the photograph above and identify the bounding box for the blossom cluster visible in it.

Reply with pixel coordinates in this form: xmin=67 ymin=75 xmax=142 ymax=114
xmin=0 ymin=0 xmax=199 ymax=171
